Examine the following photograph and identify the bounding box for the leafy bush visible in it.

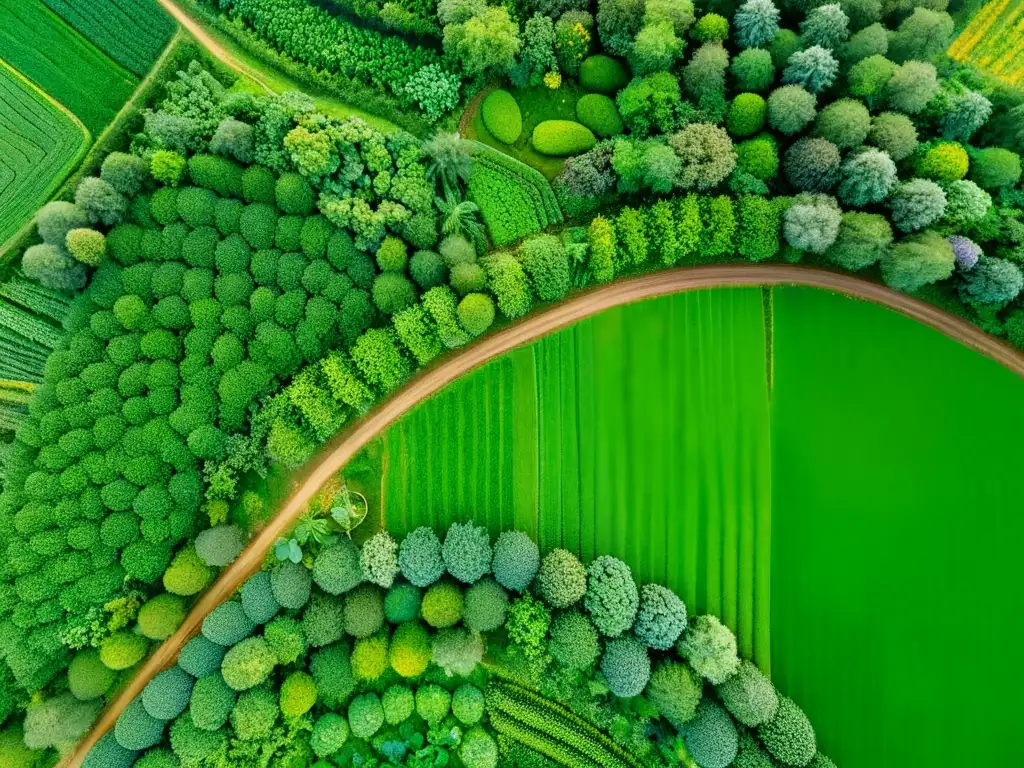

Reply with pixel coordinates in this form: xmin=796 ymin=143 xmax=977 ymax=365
xmin=548 ymin=611 xmax=600 ymax=670
xmin=684 ymin=701 xmax=739 ymax=768
xmin=311 ymin=644 xmax=356 ymax=709
xmin=344 ymin=584 xmax=385 ymax=639
xmin=464 ymin=578 xmax=509 ymax=633
xmin=944 ymin=180 xmax=991 ymax=227
xmin=580 ymin=55 xmax=630 ymax=93
xmin=782 ymin=46 xmax=838 ymax=93
xmin=889 ymin=179 xmax=947 ymax=232
xmin=457 ymin=293 xmax=496 ymax=336
xmin=442 ymin=521 xmax=492 ymax=583
xmin=490 ymin=530 xmax=540 ymax=592
xmin=758 ymin=696 xmax=817 ymax=766
xmin=415 ymin=684 xmax=451 ymax=725
xmin=303 ymin=593 xmax=346 ymax=647
xmin=453 ymin=684 xmax=486 ymax=726
xmin=584 ymin=555 xmax=639 ymax=637
xmin=727 ymin=94 xmax=766 ymax=137
xmin=783 ymin=194 xmax=842 ymax=254
xmin=736 ymin=136 xmax=779 ymax=181
xmin=399 ymin=526 xmax=446 ymax=587
xmin=838 ymin=147 xmax=897 ymax=206
xmin=519 ymin=234 xmax=571 ymax=302
xmin=537 ymin=548 xmax=587 ymax=608
xmin=142 ymin=666 xmax=194 ymax=720
xmin=766 ymin=85 xmax=816 ymax=135
xmin=576 ymin=94 xmax=624 ymax=137
xmin=195 ymin=524 xmax=244 ymax=567
xmin=881 ymin=230 xmax=955 ymax=292
xmin=389 ymin=622 xmax=431 ymax=678
xmin=311 ymin=712 xmax=349 ymax=757
xmin=280 ymin=670 xmax=317 ymax=718
xmin=432 ymin=627 xmax=484 ymax=677
xmin=69 ymin=650 xmax=116 ymax=701
xmin=734 ymin=0 xmax=780 ymax=48
xmin=360 ymin=531 xmax=400 ymax=588
xmin=348 ymin=693 xmax=385 ymax=739
xmin=189 ymin=673 xmax=235 ymax=731
xmin=115 ymin=698 xmax=165 ymax=751
xmin=351 ymin=634 xmax=389 ymax=681
xmin=382 ymin=685 xmax=415 ymax=724
xmin=202 ymin=601 xmax=255 ymax=646
xmin=825 ymin=212 xmax=892 ymax=270
xmin=634 ymin=583 xmax=688 ymax=650
xmin=312 ymin=539 xmax=362 ymax=595
xmin=970 ymin=147 xmax=1022 ymax=189
xmin=884 ymin=60 xmax=938 ymax=114
xmin=784 ymin=138 xmax=841 ymax=192
xmin=717 ymin=659 xmax=779 ymax=727
xmin=138 ymin=593 xmax=186 ymax=640
xmin=221 ymin=637 xmax=276 ymax=691
xmin=461 ymin=727 xmax=499 ymax=768
xmin=422 ymin=581 xmax=464 ymax=628
xmin=481 ymin=90 xmax=523 ymax=145
xmin=532 ymin=120 xmax=598 ymax=156
xmin=600 ymin=636 xmax=650 ymax=698
xmin=647 ymin=661 xmax=702 ymax=728
xmin=178 ymin=635 xmax=226 ymax=679
xmin=918 ymin=142 xmax=969 ymax=182
xmin=960 ymin=257 xmax=1023 ymax=307
xmin=677 ymin=615 xmax=740 ymax=684
xmin=385 ymin=582 xmax=422 ymax=624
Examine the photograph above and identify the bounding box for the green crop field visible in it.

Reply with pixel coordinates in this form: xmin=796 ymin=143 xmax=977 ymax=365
xmin=0 ymin=1 xmax=137 ymax=134
xmin=40 ymin=0 xmax=176 ymax=77
xmin=0 ymin=61 xmax=89 ymax=248
xmin=376 ymin=286 xmax=1024 ymax=766
xmin=379 ymin=287 xmax=774 ymax=666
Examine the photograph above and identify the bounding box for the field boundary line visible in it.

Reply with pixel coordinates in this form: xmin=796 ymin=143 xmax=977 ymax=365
xmin=60 ymin=263 xmax=1024 ymax=768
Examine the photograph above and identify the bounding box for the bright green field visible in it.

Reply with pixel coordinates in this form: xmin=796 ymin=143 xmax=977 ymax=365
xmin=375 ymin=285 xmax=1024 ymax=765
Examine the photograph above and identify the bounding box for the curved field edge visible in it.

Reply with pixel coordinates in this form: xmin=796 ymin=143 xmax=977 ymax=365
xmin=60 ymin=263 xmax=1024 ymax=768
xmin=0 ymin=59 xmax=90 ymax=247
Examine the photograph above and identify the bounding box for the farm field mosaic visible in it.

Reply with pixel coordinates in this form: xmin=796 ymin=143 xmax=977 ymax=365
xmin=2 ymin=0 xmax=1024 ymax=764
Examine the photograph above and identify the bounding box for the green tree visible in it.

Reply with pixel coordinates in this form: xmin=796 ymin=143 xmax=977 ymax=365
xmin=443 ymin=7 xmax=522 ymax=77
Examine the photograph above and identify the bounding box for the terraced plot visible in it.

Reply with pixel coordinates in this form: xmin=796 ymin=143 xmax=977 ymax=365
xmin=0 ymin=61 xmax=89 ymax=249
xmin=948 ymin=0 xmax=1024 ymax=84
xmin=0 ymin=1 xmax=137 ymax=134
xmin=40 ymin=0 xmax=176 ymax=77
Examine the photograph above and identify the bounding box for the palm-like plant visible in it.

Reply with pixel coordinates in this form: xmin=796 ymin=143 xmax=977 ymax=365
xmin=423 ymin=132 xmax=473 ymax=196
xmin=435 ymin=193 xmax=486 ymax=248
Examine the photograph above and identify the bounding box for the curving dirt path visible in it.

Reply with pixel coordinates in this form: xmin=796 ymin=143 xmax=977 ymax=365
xmin=60 ymin=264 xmax=1024 ymax=767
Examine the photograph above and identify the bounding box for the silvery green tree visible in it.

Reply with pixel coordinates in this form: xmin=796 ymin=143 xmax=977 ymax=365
xmin=733 ymin=0 xmax=779 ymax=48
xmin=782 ymin=46 xmax=839 ymax=93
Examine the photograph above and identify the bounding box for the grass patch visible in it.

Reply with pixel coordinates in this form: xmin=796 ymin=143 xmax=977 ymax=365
xmin=0 ymin=0 xmax=137 ymax=134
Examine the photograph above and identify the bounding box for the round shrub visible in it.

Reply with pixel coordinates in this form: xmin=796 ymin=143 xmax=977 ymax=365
xmin=360 ymin=531 xmax=400 ymax=589
xmin=138 ymin=594 xmax=186 ymax=640
xmin=884 ymin=60 xmax=938 ymax=114
xmin=348 ymin=693 xmax=385 ymax=739
xmin=115 ymin=698 xmax=165 ymax=751
xmin=202 ymin=601 xmax=254 ymax=646
xmin=431 ymin=626 xmax=484 ymax=677
xmin=463 ymin=578 xmax=508 ymax=633
xmin=601 ymin=636 xmax=650 ymax=698
xmin=276 ymin=173 xmax=314 ymax=215
xmin=66 ymin=228 xmax=106 ymax=266
xmin=344 ymin=584 xmax=385 ymax=639
xmin=730 ymin=48 xmax=774 ymax=92
xmin=867 ymin=112 xmax=917 ymax=161
xmin=838 ymin=147 xmax=897 ymax=207
xmin=269 ymin=561 xmax=312 ymax=611
xmin=351 ymin=634 xmax=389 ymax=681
xmin=766 ymin=85 xmax=816 ymax=135
xmin=189 ymin=674 xmax=235 ymax=731
xmin=734 ymin=731 xmax=775 ymax=768
xmin=239 ymin=571 xmax=280 ymax=626
xmin=678 ymin=614 xmax=740 ymax=684
xmin=195 ymin=524 xmax=244 ymax=568
xmin=576 ymin=94 xmax=624 ymax=138
xmin=280 ymin=671 xmax=317 ymax=718
xmin=132 ymin=749 xmax=178 ymax=768
xmin=970 ymin=147 xmax=1022 ymax=189
xmin=881 ymin=230 xmax=955 ymax=292
xmin=311 ymin=644 xmax=356 ymax=709
xmin=457 ymin=293 xmax=495 ymax=337
xmin=453 ymin=684 xmax=485 ymax=726
xmin=461 ymin=727 xmax=498 ymax=768
xmin=399 ymin=526 xmax=445 ymax=587
xmin=646 ymin=661 xmax=702 ymax=727
xmin=758 ymin=696 xmax=816 ymax=766
xmin=537 ymin=548 xmax=587 ymax=608
xmin=313 ymin=538 xmax=363 ymax=595
xmin=814 ymin=99 xmax=870 ymax=149
xmin=918 ymin=142 xmax=969 ymax=182
xmin=388 ymin=622 xmax=431 ymax=678
xmin=100 ymin=631 xmax=148 ymax=670
xmin=304 ymin=593 xmax=346 ymax=648
xmin=889 ymin=179 xmax=947 ymax=232
xmin=410 ymin=250 xmax=446 ymax=288
xmin=239 ymin=203 xmax=277 ymax=249
xmin=961 ymin=256 xmax=1024 ymax=307
xmin=385 ymin=582 xmax=422 ymax=624
xmin=164 ymin=545 xmax=214 ymax=597
xmin=178 ymin=635 xmax=226 ymax=679
xmin=634 ymin=583 xmax=687 ymax=650
xmin=481 ymin=89 xmax=523 ymax=144
xmin=264 ymin=616 xmax=307 ymax=665
xmin=783 ymin=194 xmax=842 ymax=254
xmin=415 ymin=684 xmax=451 ymax=725
xmin=382 ymin=685 xmax=415 ymax=725
xmin=230 ymin=687 xmax=279 ymax=742
xmin=727 ymin=94 xmax=766 ymax=137
xmin=549 ymin=611 xmax=600 ymax=670
xmin=580 ymin=55 xmax=630 ymax=93
xmin=784 ymin=137 xmax=840 ymax=192
xmin=168 ymin=713 xmax=225 ymax=763
xmin=584 ymin=555 xmax=639 ymax=637
xmin=143 ymin=666 xmax=194 ymax=720
xmin=717 ymin=659 xmax=779 ymax=727
xmin=532 ymin=121 xmax=597 ymax=156
xmin=484 ymin=530 xmax=538 ymax=593
xmin=311 ymin=712 xmax=349 ymax=757
xmin=372 ymin=272 xmax=416 ymax=315
xmin=422 ymin=581 xmax=464 ymax=628
xmin=736 ymin=136 xmax=779 ymax=181
xmin=944 ymin=180 xmax=991 ymax=227
xmin=825 ymin=212 xmax=892 ymax=271
xmin=440 ymin=234 xmax=476 ymax=266
xmin=220 ymin=637 xmax=276 ymax=691
xmin=442 ymin=521 xmax=492 ymax=584
xmin=69 ymin=650 xmax=116 ymax=700
xmin=684 ymin=701 xmax=739 ymax=768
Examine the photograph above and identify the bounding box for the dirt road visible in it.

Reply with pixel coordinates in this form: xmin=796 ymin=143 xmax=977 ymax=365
xmin=60 ymin=264 xmax=1024 ymax=767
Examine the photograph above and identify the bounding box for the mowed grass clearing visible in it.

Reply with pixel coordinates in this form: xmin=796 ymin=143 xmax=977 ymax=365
xmin=378 ymin=288 xmax=774 ymax=667
xmin=948 ymin=0 xmax=1024 ymax=84
xmin=0 ymin=60 xmax=90 ymax=248
xmin=0 ymin=1 xmax=137 ymax=134
xmin=40 ymin=0 xmax=177 ymax=77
